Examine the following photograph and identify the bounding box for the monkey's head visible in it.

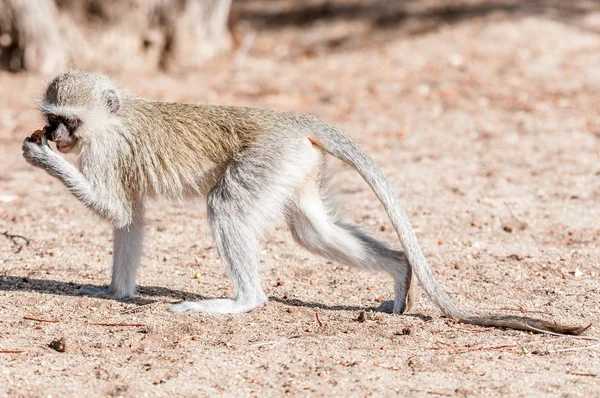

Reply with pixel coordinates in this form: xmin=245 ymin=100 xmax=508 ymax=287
xmin=41 ymin=70 xmax=121 ymax=154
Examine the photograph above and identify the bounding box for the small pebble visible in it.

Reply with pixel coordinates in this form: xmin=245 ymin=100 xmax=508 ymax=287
xmin=356 ymin=311 xmax=366 ymax=323
xmin=49 ymin=337 xmax=66 ymax=353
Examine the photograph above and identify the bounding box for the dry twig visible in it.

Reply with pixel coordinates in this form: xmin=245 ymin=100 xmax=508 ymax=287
xmin=251 ymin=340 xmax=283 ymax=348
xmin=410 ymin=390 xmax=452 ymax=397
xmin=567 ymin=371 xmax=599 ymax=377
xmin=315 ymin=312 xmax=323 ymax=327
xmin=88 ymin=322 xmax=144 ymax=327
xmin=0 ymin=350 xmax=27 ymax=354
xmin=2 ymin=231 xmax=30 ymax=253
xmin=433 ymin=342 xmax=517 ymax=353
xmin=23 ymin=316 xmax=59 ymax=323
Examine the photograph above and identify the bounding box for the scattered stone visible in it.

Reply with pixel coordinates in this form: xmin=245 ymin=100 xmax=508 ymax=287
xmin=395 ymin=327 xmax=412 ymax=336
xmin=356 ymin=311 xmax=366 ymax=323
xmin=49 ymin=338 xmax=66 ymax=352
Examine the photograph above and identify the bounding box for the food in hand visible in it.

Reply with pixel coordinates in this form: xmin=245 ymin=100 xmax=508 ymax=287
xmin=30 ymin=127 xmax=46 ymax=144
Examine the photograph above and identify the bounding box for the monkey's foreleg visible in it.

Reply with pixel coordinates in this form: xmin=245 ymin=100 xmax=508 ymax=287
xmin=22 ymin=137 xmax=133 ymax=227
xmin=78 ymin=203 xmax=145 ymax=299
xmin=23 ymin=136 xmax=143 ymax=300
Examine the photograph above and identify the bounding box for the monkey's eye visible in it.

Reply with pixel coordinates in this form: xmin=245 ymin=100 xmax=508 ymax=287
xmin=65 ymin=117 xmax=79 ymax=132
xmin=47 ymin=114 xmax=59 ymax=125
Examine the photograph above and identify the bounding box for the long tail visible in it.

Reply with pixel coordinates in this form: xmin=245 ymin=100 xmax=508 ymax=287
xmin=308 ymin=124 xmax=590 ymax=335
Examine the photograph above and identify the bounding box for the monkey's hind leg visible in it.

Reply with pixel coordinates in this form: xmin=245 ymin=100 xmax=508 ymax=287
xmin=78 ymin=203 xmax=145 ymax=300
xmin=170 ymin=135 xmax=322 ymax=314
xmin=169 ymin=196 xmax=267 ymax=314
xmin=288 ymin=180 xmax=414 ymax=314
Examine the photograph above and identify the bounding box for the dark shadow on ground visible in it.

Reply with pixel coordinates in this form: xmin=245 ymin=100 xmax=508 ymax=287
xmin=0 ymin=275 xmax=433 ymax=319
xmin=270 ymin=296 xmax=435 ymax=321
xmin=0 ymin=276 xmax=207 ymax=304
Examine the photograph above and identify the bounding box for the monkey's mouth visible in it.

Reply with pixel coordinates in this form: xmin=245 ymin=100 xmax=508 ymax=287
xmin=56 ymin=142 xmax=76 ymax=153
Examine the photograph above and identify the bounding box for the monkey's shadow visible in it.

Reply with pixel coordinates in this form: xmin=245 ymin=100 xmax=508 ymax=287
xmin=0 ymin=276 xmax=198 ymax=306
xmin=0 ymin=275 xmax=431 ymax=320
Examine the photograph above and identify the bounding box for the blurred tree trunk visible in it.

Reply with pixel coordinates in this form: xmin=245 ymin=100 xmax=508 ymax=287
xmin=0 ymin=0 xmax=67 ymax=73
xmin=159 ymin=0 xmax=233 ymax=70
xmin=0 ymin=0 xmax=233 ymax=74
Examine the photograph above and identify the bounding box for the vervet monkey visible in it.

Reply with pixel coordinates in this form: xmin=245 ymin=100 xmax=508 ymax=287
xmin=22 ymin=70 xmax=588 ymax=335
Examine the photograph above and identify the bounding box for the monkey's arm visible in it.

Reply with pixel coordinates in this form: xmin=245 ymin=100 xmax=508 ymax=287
xmin=22 ymin=137 xmax=133 ymax=227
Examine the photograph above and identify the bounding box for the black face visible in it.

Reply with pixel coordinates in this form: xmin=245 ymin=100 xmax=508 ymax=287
xmin=45 ymin=113 xmax=81 ymax=153
xmin=45 ymin=114 xmax=80 ymax=142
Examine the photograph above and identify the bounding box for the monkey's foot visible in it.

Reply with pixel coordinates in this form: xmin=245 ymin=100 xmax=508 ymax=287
xmin=375 ymin=300 xmax=395 ymax=314
xmin=375 ymin=300 xmax=410 ymax=315
xmin=76 ymin=286 xmax=135 ymax=300
xmin=169 ymin=298 xmax=266 ymax=314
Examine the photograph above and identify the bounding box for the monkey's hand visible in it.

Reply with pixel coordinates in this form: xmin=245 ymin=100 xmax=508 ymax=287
xmin=23 ymin=135 xmax=134 ymax=228
xmin=22 ymin=135 xmax=62 ymax=172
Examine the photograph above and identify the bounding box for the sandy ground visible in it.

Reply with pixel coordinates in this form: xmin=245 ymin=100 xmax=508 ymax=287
xmin=1 ymin=1 xmax=600 ymax=396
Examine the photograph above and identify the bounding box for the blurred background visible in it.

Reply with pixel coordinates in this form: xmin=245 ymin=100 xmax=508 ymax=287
xmin=2 ymin=0 xmax=600 ymax=73
xmin=0 ymin=1 xmax=599 ymax=396
xmin=1 ymin=1 xmax=600 ymax=73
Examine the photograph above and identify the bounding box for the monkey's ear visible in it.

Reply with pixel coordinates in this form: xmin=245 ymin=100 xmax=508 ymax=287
xmin=103 ymin=89 xmax=120 ymax=114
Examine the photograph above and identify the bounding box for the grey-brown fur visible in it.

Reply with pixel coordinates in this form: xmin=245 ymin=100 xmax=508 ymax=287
xmin=21 ymin=70 xmax=589 ymax=334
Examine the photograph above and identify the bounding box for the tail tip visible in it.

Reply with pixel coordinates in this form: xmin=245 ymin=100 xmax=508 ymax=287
xmin=541 ymin=321 xmax=592 ymax=336
xmin=569 ymin=322 xmax=592 ymax=336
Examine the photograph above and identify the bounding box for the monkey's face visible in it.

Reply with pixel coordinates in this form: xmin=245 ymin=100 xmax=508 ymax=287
xmin=44 ymin=113 xmax=81 ymax=154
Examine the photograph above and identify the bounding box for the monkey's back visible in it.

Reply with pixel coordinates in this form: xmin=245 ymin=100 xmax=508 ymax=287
xmin=115 ymin=98 xmax=307 ymax=199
